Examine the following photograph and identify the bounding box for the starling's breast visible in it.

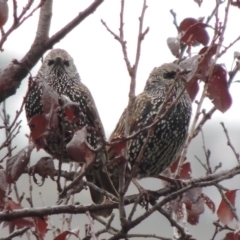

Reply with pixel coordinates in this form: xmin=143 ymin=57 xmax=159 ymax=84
xmin=128 ymin=91 xmax=192 ymax=179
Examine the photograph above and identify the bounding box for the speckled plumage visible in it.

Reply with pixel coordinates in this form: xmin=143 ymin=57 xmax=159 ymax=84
xmin=107 ymin=63 xmax=192 ymax=190
xmin=25 ymin=49 xmax=115 ymax=216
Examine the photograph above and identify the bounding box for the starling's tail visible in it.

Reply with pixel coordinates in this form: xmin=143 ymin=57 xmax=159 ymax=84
xmin=85 ymin=153 xmax=118 ymax=218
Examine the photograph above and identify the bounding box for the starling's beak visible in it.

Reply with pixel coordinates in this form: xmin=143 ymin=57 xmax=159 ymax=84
xmin=54 ymin=57 xmax=64 ymax=68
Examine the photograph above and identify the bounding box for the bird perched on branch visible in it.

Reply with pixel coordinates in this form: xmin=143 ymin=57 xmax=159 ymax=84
xmin=107 ymin=63 xmax=192 ymax=192
xmin=25 ymin=49 xmax=116 ymax=217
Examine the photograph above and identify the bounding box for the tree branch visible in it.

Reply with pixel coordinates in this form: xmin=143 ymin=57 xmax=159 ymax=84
xmin=0 ymin=0 xmax=104 ymax=103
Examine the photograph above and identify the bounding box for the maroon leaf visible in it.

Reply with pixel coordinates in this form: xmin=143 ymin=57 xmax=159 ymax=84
xmin=5 ymin=198 xmax=34 ymax=229
xmin=110 ymin=135 xmax=127 ymax=156
xmin=186 ymin=80 xmax=199 ymax=101
xmin=63 ymin=101 xmax=84 ymax=124
xmin=66 ymin=126 xmax=96 ymax=164
xmin=6 ymin=143 xmax=34 ymax=183
xmin=29 ymin=157 xmax=55 ymax=186
xmin=33 ymin=217 xmax=48 ymax=240
xmin=224 ymin=232 xmax=240 ymax=240
xmin=54 ymin=228 xmax=80 ymax=240
xmin=28 ymin=115 xmax=49 ymax=150
xmin=231 ymin=1 xmax=240 ymax=8
xmin=179 ymin=18 xmax=209 ymax=46
xmin=202 ymin=193 xmax=215 ymax=213
xmin=198 ymin=44 xmax=218 ymax=56
xmin=177 ymin=162 xmax=192 ymax=180
xmin=207 ymin=64 xmax=232 ymax=112
xmin=217 ymin=190 xmax=237 ymax=225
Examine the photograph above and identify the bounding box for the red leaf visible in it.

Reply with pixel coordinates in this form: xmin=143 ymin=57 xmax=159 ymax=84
xmin=29 ymin=115 xmax=49 ymax=142
xmin=201 ymin=193 xmax=215 ymax=213
xmin=6 ymin=143 xmax=34 ymax=183
xmin=33 ymin=217 xmax=48 ymax=240
xmin=179 ymin=18 xmax=198 ymax=32
xmin=224 ymin=232 xmax=240 ymax=240
xmin=66 ymin=127 xmax=96 ymax=164
xmin=61 ymin=97 xmax=83 ymax=124
xmin=177 ymin=162 xmax=192 ymax=180
xmin=186 ymin=79 xmax=199 ymax=101
xmin=217 ymin=190 xmax=237 ymax=225
xmin=5 ymin=198 xmax=34 ymax=229
xmin=231 ymin=1 xmax=240 ymax=8
xmin=207 ymin=65 xmax=232 ymax=112
xmin=198 ymin=44 xmax=218 ymax=55
xmin=110 ymin=136 xmax=126 ymax=156
xmin=54 ymin=228 xmax=80 ymax=240
xmin=179 ymin=18 xmax=209 ymax=46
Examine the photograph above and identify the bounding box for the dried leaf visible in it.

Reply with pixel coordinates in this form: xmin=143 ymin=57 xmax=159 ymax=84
xmin=177 ymin=162 xmax=192 ymax=179
xmin=66 ymin=126 xmax=96 ymax=164
xmin=28 ymin=115 xmax=49 ymax=150
xmin=231 ymin=1 xmax=240 ymax=8
xmin=54 ymin=228 xmax=80 ymax=240
xmin=217 ymin=190 xmax=237 ymax=225
xmin=179 ymin=18 xmax=209 ymax=46
xmin=33 ymin=217 xmax=48 ymax=240
xmin=5 ymin=198 xmax=34 ymax=229
xmin=63 ymin=101 xmax=84 ymax=124
xmin=29 ymin=157 xmax=55 ymax=185
xmin=174 ymin=187 xmax=205 ymax=225
xmin=186 ymin=80 xmax=199 ymax=101
xmin=167 ymin=37 xmax=180 ymax=57
xmin=224 ymin=232 xmax=240 ymax=240
xmin=207 ymin=64 xmax=232 ymax=112
xmin=110 ymin=136 xmax=126 ymax=156
xmin=202 ymin=193 xmax=215 ymax=213
xmin=6 ymin=143 xmax=34 ymax=183
xmin=183 ymin=188 xmax=205 ymax=225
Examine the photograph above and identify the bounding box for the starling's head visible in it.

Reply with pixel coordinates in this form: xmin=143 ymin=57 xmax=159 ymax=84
xmin=39 ymin=49 xmax=78 ymax=79
xmin=144 ymin=63 xmax=187 ymax=91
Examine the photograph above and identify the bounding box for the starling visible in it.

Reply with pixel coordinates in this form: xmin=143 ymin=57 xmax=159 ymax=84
xmin=107 ymin=63 xmax=192 ymax=191
xmin=25 ymin=49 xmax=116 ymax=216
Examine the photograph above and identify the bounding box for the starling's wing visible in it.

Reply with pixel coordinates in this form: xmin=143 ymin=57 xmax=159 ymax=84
xmin=77 ymin=83 xmax=118 ymax=217
xmin=25 ymin=78 xmax=44 ymax=121
xmin=77 ymin=83 xmax=105 ymax=136
xmin=107 ymin=92 xmax=154 ymax=161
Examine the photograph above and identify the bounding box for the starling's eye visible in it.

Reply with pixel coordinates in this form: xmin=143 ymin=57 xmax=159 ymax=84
xmin=163 ymin=71 xmax=176 ymax=79
xmin=48 ymin=60 xmax=54 ymax=66
xmin=63 ymin=60 xmax=70 ymax=67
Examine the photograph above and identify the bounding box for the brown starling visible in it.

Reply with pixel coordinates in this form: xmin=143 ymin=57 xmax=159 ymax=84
xmin=107 ymin=63 xmax=192 ymax=191
xmin=25 ymin=49 xmax=116 ymax=216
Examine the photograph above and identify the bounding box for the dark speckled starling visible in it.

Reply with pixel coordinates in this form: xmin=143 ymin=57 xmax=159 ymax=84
xmin=25 ymin=49 xmax=116 ymax=216
xmin=107 ymin=63 xmax=192 ymax=191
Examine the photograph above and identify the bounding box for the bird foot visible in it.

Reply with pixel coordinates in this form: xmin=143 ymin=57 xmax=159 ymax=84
xmin=132 ymin=178 xmax=158 ymax=210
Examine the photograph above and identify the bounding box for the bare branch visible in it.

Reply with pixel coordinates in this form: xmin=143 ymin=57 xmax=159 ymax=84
xmin=0 ymin=0 xmax=104 ymax=103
